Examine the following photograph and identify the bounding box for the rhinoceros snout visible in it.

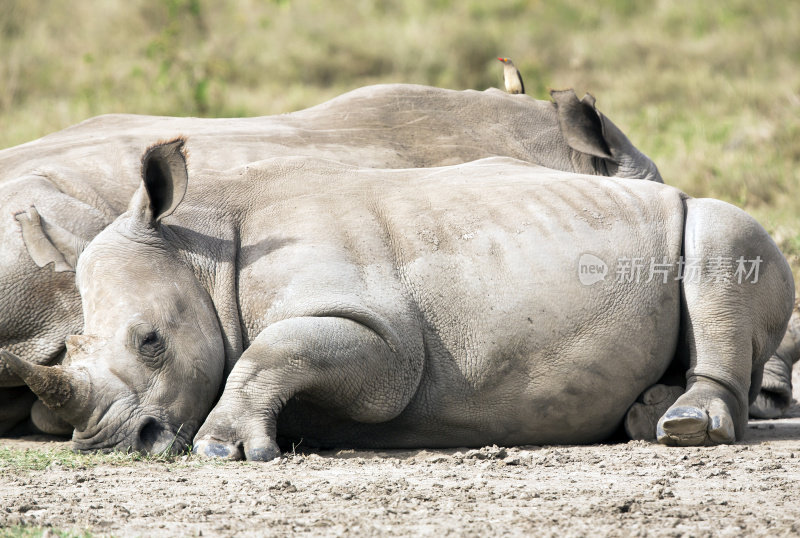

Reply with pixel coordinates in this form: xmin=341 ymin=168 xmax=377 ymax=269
xmin=136 ymin=417 xmax=182 ymax=455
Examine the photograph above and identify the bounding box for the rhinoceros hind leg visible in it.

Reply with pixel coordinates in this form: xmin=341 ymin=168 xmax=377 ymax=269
xmin=624 ymin=384 xmax=683 ymax=440
xmin=659 ymin=198 xmax=795 ymax=446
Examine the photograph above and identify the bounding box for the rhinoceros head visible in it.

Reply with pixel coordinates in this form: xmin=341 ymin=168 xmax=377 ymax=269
xmin=2 ymin=139 xmax=226 ymax=454
xmin=0 ymin=179 xmax=109 ymax=389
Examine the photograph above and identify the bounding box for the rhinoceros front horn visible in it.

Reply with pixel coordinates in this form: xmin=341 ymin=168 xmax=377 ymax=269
xmin=0 ymin=350 xmax=90 ymax=426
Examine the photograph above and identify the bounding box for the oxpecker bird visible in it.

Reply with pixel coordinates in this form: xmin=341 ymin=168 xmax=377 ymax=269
xmin=497 ymin=57 xmax=525 ymax=95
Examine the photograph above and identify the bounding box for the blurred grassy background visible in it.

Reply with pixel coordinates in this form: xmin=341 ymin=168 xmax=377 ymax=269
xmin=1 ymin=0 xmax=798 ymax=287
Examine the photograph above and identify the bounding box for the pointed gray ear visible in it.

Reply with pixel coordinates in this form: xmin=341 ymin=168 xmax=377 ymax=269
xmin=550 ymin=89 xmax=612 ymax=160
xmin=131 ymin=138 xmax=188 ymax=226
xmin=15 ymin=206 xmax=93 ymax=272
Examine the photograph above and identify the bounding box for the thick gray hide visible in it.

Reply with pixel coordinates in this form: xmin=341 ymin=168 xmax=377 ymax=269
xmin=7 ymin=150 xmax=792 ymax=457
xmin=0 ymin=84 xmax=661 ymax=433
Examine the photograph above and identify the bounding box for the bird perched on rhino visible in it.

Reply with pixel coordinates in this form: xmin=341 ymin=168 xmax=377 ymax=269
xmin=497 ymin=57 xmax=525 ymax=94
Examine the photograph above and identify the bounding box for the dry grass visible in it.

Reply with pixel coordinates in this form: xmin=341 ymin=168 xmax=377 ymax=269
xmin=1 ymin=0 xmax=798 ymax=286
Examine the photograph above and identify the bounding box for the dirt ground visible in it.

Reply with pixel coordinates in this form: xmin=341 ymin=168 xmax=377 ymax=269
xmin=1 ymin=371 xmax=798 ymax=537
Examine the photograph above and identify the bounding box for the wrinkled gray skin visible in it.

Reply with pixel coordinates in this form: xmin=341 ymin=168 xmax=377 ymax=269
xmin=1 ymin=141 xmax=792 ymax=458
xmin=0 ymin=84 xmax=664 ymax=434
xmin=749 ymin=307 xmax=800 ymax=418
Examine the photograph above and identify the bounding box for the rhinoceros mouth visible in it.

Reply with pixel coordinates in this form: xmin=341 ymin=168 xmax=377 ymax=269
xmin=71 ymin=409 xmax=192 ymax=456
xmin=71 ymin=426 xmax=134 ymax=454
xmin=72 ymin=424 xmax=191 ymax=456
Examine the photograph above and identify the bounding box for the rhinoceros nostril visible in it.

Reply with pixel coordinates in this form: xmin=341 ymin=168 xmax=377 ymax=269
xmin=137 ymin=417 xmax=174 ymax=454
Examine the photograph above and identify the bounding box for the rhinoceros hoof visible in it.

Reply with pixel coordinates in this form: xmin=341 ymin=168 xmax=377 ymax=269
xmin=244 ymin=438 xmax=282 ymax=462
xmin=656 ymin=403 xmax=735 ymax=446
xmin=192 ymin=438 xmax=245 ymax=460
xmin=624 ymin=384 xmax=684 ymax=440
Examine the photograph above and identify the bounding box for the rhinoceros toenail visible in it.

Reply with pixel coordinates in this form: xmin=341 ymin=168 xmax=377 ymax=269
xmin=198 ymin=443 xmax=234 ymax=458
xmin=245 ymin=446 xmax=281 ymax=462
xmin=665 ymin=406 xmax=705 ymax=421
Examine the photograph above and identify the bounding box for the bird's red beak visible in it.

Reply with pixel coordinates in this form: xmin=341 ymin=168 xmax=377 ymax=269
xmin=497 ymin=57 xmax=506 ymax=62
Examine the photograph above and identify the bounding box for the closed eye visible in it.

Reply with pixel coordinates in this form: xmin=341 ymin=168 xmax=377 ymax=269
xmin=128 ymin=323 xmax=166 ymax=363
xmin=141 ymin=331 xmax=158 ymax=347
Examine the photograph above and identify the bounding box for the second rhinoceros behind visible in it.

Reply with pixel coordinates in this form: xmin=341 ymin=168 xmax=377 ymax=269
xmin=2 ymin=140 xmax=793 ymax=458
xmin=0 ymin=84 xmax=661 ymax=434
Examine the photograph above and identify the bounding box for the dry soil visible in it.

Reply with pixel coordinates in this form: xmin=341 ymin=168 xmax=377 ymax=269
xmin=1 ymin=370 xmax=798 ymax=537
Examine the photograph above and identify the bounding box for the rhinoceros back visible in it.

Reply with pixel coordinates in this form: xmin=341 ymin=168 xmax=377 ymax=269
xmin=183 ymin=159 xmax=687 ymax=446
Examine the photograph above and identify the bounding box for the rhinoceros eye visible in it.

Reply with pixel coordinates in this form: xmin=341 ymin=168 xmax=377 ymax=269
xmin=128 ymin=323 xmax=166 ymax=362
xmin=141 ymin=331 xmax=159 ymax=349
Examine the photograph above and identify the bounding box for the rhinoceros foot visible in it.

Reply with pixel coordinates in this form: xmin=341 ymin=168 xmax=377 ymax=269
xmin=192 ymin=438 xmax=245 ymax=460
xmin=749 ymin=387 xmax=793 ymax=419
xmin=244 ymin=438 xmax=282 ymax=462
xmin=656 ymin=379 xmax=738 ymax=446
xmin=624 ymin=384 xmax=684 ymax=440
xmin=193 ymin=436 xmax=281 ymax=462
xmin=749 ymin=357 xmax=793 ymax=419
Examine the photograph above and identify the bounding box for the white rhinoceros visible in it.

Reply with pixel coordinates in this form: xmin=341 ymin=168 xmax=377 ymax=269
xmin=0 ymin=84 xmax=663 ymax=434
xmin=1 ymin=140 xmax=792 ymax=457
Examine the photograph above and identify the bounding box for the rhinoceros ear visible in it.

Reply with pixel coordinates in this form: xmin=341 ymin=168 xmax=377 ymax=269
xmin=15 ymin=206 xmax=95 ymax=272
xmin=131 ymin=138 xmax=189 ymax=226
xmin=550 ymin=89 xmax=613 ymax=160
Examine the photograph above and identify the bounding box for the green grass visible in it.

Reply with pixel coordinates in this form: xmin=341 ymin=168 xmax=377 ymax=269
xmin=0 ymin=528 xmax=93 ymax=538
xmin=0 ymin=445 xmax=189 ymax=471
xmin=1 ymin=0 xmax=798 ymax=287
xmin=0 ymin=443 xmax=260 ymax=473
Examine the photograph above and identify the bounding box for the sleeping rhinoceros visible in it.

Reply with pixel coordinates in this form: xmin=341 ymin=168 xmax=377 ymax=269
xmin=0 ymin=84 xmax=664 ymax=434
xmin=1 ymin=140 xmax=792 ymax=457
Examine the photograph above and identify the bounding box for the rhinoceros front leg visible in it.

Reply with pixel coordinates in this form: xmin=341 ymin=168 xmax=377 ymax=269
xmin=657 ymin=198 xmax=795 ymax=446
xmin=193 ymin=316 xmax=421 ymax=461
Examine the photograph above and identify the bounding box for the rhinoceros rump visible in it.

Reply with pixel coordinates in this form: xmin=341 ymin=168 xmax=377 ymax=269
xmin=0 ymin=84 xmax=662 ymax=434
xmin=2 ymin=140 xmax=793 ymax=458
